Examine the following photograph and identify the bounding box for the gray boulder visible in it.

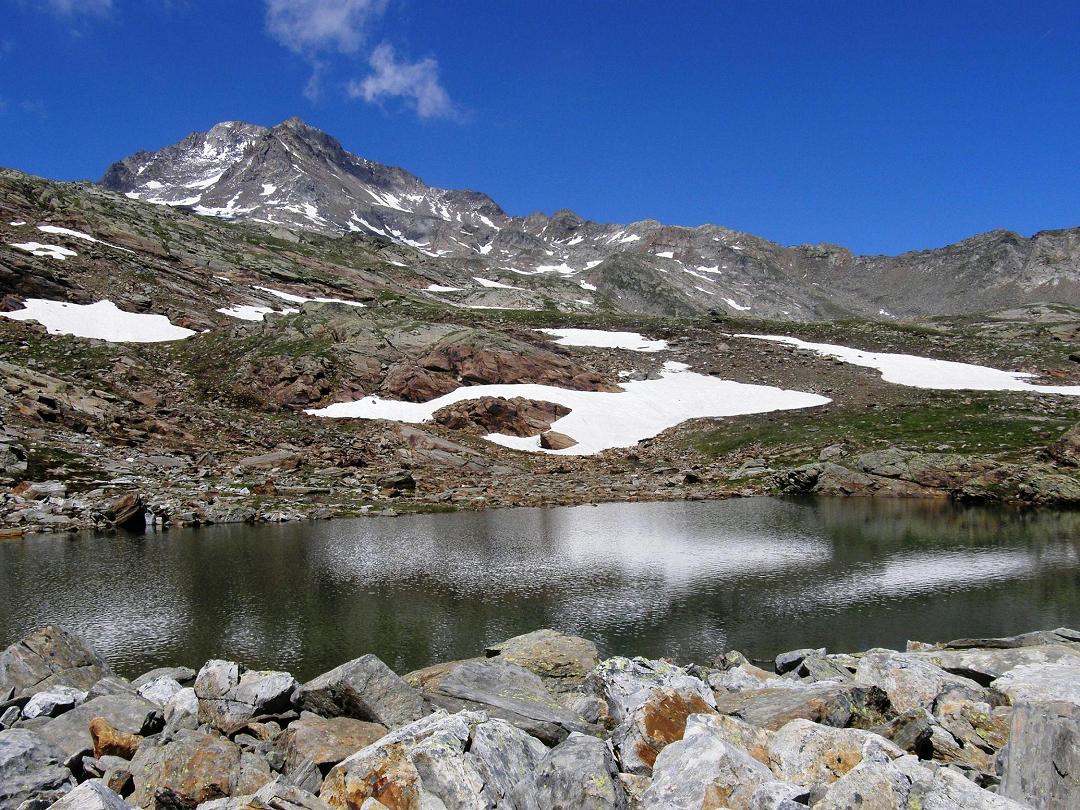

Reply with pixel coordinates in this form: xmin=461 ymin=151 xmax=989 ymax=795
xmin=22 ymin=686 xmax=86 ymax=720
xmin=854 ymin=650 xmax=990 ymax=713
xmin=774 ymin=647 xmax=825 ymax=675
xmin=44 ymin=779 xmax=132 ymax=809
xmin=198 ymin=778 xmax=331 ymax=809
xmin=586 ymin=657 xmax=715 ymax=725
xmin=37 ymin=694 xmax=161 ymax=759
xmin=0 ymin=728 xmax=74 ymax=809
xmin=815 ymin=754 xmax=1030 ymax=809
xmin=424 ymin=659 xmax=589 ymax=744
xmin=999 ymin=700 xmax=1080 ymax=808
xmin=641 ymin=714 xmax=784 ymax=810
xmin=513 ymin=732 xmax=627 ymax=810
xmin=484 ymin=628 xmax=600 ymax=691
xmin=992 ymin=662 xmax=1080 ymax=706
xmin=321 ymin=709 xmax=484 ymax=808
xmin=135 ymin=675 xmax=184 ymax=707
xmin=906 ymin=644 xmax=1080 ymax=683
xmin=297 ymin=654 xmax=424 ymax=729
xmin=194 ymin=660 xmax=298 ymax=732
xmin=162 ymin=686 xmax=198 ymax=734
xmin=766 ymin=718 xmax=903 ymax=786
xmin=468 ymin=716 xmax=548 ymax=806
xmin=130 ymin=666 xmax=197 ymax=690
xmin=0 ymin=626 xmax=111 ymax=699
xmin=85 ymin=676 xmax=136 ymax=701
xmin=712 ymin=682 xmax=887 ymax=731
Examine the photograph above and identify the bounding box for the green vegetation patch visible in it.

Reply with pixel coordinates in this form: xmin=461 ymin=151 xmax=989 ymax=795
xmin=689 ymin=392 xmax=1077 ymax=463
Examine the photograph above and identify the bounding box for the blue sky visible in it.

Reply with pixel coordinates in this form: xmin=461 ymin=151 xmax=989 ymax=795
xmin=2 ymin=1 xmax=1078 ymax=255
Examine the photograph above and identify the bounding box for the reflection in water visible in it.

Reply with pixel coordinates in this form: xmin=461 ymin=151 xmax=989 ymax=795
xmin=1 ymin=498 xmax=1079 ymax=679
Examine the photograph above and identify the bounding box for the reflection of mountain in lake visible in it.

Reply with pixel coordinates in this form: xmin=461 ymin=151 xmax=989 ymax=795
xmin=1 ymin=498 xmax=1078 ymax=678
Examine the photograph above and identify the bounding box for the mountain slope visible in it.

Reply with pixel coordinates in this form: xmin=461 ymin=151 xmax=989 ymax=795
xmin=102 ymin=118 xmax=1080 ymax=320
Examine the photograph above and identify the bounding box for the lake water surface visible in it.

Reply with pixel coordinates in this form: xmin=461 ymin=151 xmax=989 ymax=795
xmin=2 ymin=497 xmax=1079 ymax=680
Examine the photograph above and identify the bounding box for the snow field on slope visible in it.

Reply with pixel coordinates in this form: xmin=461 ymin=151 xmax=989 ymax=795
xmin=738 ymin=334 xmax=1080 ymax=395
xmin=0 ymin=299 xmax=195 ymax=342
xmin=307 ymin=360 xmax=829 ymax=455
xmin=537 ymin=328 xmax=669 ymax=353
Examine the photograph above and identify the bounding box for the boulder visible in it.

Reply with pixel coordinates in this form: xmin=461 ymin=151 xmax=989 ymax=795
xmin=992 ymin=662 xmax=1080 ymax=706
xmin=22 ymin=686 xmax=86 ymax=720
xmin=129 ymin=729 xmax=261 ymax=808
xmin=999 ymin=700 xmax=1080 ymax=808
xmin=433 ymin=396 xmax=570 ymax=437
xmin=130 ymin=666 xmax=196 ymax=690
xmin=422 ymin=659 xmax=589 ymax=744
xmin=322 ymin=709 xmax=543 ymax=809
xmin=0 ymin=728 xmax=75 ymax=809
xmin=484 ymin=628 xmax=600 ymax=690
xmin=586 ymin=657 xmax=716 ymax=725
xmin=135 ymin=675 xmax=184 ymax=706
xmin=766 ymin=718 xmax=903 ymax=786
xmin=905 ymin=644 xmax=1080 ymax=684
xmin=712 ymin=683 xmax=889 ymax=731
xmin=239 ymin=450 xmax=300 ymax=471
xmin=611 ymin=685 xmax=719 ymax=775
xmin=376 ymin=469 xmax=415 ymax=493
xmin=38 ymin=693 xmax=161 ymax=759
xmin=640 ymin=714 xmax=784 ymax=810
xmin=90 ymin=717 xmax=142 ymax=759
xmin=0 ymin=625 xmax=112 ymax=699
xmin=194 ymin=660 xmax=298 ymax=732
xmin=198 ymin=779 xmax=331 ymax=809
xmin=1048 ymin=424 xmax=1080 ymax=466
xmin=162 ymin=687 xmax=198 ymax=734
xmin=297 ymin=654 xmax=425 ymax=728
xmin=273 ymin=714 xmax=386 ymax=779
xmin=854 ymin=650 xmax=990 ymax=713
xmin=86 ymin=676 xmax=137 ymax=701
xmin=540 ymin=431 xmax=578 ymax=450
xmin=774 ymin=648 xmax=825 ymax=675
xmin=815 ymin=754 xmax=1030 ymax=810
xmin=939 ymin=627 xmax=1080 ymax=651
xmin=467 ymin=716 xmax=547 ymax=806
xmin=44 ymin=779 xmax=132 ymax=809
xmin=512 ymin=732 xmax=627 ymax=810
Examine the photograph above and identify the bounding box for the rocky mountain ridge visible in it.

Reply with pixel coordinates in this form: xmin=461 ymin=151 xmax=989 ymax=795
xmin=101 ymin=118 xmax=1080 ymax=320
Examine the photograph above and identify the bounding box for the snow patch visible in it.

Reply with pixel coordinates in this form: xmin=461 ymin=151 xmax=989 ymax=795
xmin=723 ymin=298 xmax=751 ymax=311
xmin=1 ymin=299 xmax=195 ymax=342
xmin=737 ymin=335 xmax=1080 ymax=396
xmin=537 ymin=328 xmax=668 ymax=353
xmin=655 ymin=251 xmax=674 ymax=259
xmin=473 ymin=277 xmax=521 ymax=290
xmin=307 ymin=364 xmax=829 ymax=455
xmin=9 ymin=242 xmax=77 ymax=260
xmin=425 ymin=284 xmax=463 ymax=292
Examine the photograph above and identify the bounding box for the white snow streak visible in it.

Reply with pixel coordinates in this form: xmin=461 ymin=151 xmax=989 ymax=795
xmin=737 ymin=335 xmax=1080 ymax=395
xmin=538 ymin=328 xmax=668 ymax=353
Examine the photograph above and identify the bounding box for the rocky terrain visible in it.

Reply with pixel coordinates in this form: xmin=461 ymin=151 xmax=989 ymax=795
xmin=2 ymin=127 xmax=1080 ymax=534
xmin=101 ymin=118 xmax=1080 ymax=321
xmin=2 ymin=623 xmax=1078 ymax=809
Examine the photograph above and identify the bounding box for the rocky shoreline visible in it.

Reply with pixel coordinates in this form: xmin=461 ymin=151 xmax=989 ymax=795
xmin=2 ymin=625 xmax=1078 ymax=809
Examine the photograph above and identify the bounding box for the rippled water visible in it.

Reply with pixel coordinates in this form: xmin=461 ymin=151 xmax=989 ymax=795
xmin=1 ymin=497 xmax=1079 ymax=679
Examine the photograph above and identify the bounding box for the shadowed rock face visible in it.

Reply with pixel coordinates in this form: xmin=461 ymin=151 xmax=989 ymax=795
xmin=100 ymin=118 xmax=1080 ymax=320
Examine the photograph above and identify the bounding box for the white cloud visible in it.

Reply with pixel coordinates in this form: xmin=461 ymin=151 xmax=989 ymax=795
xmin=45 ymin=0 xmax=112 ymax=13
xmin=347 ymin=42 xmax=456 ymax=120
xmin=265 ymin=0 xmax=387 ymax=54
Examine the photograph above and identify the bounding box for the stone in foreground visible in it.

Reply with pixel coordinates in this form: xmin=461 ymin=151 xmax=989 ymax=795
xmin=45 ymin=778 xmax=133 ymax=809
xmin=0 ymin=728 xmax=75 ymax=809
xmin=512 ymin=732 xmax=627 ymax=809
xmin=298 ymin=654 xmax=425 ymax=729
